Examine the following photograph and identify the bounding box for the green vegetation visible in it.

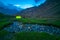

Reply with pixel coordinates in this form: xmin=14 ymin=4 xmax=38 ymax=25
xmin=0 ymin=21 xmax=12 ymax=30
xmin=0 ymin=13 xmax=60 ymax=40
xmin=0 ymin=30 xmax=13 ymax=40
xmin=0 ymin=13 xmax=14 ymax=30
xmin=16 ymin=18 xmax=60 ymax=28
xmin=0 ymin=30 xmax=9 ymax=38
xmin=0 ymin=12 xmax=60 ymax=29
xmin=0 ymin=30 xmax=60 ymax=40
xmin=14 ymin=32 xmax=60 ymax=40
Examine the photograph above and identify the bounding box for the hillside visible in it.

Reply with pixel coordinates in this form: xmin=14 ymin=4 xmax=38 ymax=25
xmin=0 ymin=2 xmax=21 ymax=15
xmin=17 ymin=0 xmax=60 ymax=19
xmin=14 ymin=0 xmax=60 ymax=27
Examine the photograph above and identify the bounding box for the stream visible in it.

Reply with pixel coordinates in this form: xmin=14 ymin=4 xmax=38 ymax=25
xmin=4 ymin=21 xmax=60 ymax=35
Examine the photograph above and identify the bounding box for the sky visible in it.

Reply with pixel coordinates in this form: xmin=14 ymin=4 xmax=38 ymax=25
xmin=0 ymin=0 xmax=46 ymax=9
xmin=0 ymin=0 xmax=46 ymax=15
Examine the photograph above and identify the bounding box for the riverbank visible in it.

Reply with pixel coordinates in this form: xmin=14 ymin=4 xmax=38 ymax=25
xmin=4 ymin=21 xmax=60 ymax=35
xmin=0 ymin=21 xmax=13 ymax=30
xmin=16 ymin=18 xmax=60 ymax=28
xmin=0 ymin=13 xmax=14 ymax=30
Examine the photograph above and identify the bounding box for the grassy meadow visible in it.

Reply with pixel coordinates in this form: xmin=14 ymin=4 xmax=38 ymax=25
xmin=0 ymin=13 xmax=60 ymax=40
xmin=0 ymin=30 xmax=60 ymax=40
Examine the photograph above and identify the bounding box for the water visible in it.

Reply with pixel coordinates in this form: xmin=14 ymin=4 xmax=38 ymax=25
xmin=4 ymin=21 xmax=60 ymax=35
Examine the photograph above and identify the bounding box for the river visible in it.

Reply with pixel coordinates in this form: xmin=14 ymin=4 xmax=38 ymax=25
xmin=4 ymin=21 xmax=60 ymax=35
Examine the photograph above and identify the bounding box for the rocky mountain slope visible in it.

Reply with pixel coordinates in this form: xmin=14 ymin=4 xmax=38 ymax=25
xmin=17 ymin=0 xmax=60 ymax=19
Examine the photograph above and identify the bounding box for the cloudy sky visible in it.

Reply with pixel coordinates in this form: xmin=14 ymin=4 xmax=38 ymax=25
xmin=0 ymin=0 xmax=46 ymax=9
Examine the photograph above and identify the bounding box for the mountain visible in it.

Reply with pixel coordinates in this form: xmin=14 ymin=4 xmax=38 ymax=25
xmin=0 ymin=2 xmax=22 ymax=15
xmin=17 ymin=0 xmax=60 ymax=19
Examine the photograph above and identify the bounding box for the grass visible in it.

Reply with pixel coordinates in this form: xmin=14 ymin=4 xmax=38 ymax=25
xmin=14 ymin=32 xmax=60 ymax=40
xmin=0 ymin=30 xmax=9 ymax=38
xmin=0 ymin=30 xmax=12 ymax=40
xmin=0 ymin=30 xmax=60 ymax=40
xmin=0 ymin=13 xmax=14 ymax=30
xmin=0 ymin=13 xmax=60 ymax=40
xmin=0 ymin=21 xmax=13 ymax=30
xmin=16 ymin=18 xmax=60 ymax=28
xmin=0 ymin=13 xmax=60 ymax=29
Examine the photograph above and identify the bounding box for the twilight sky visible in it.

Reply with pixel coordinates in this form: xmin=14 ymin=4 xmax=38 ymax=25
xmin=0 ymin=0 xmax=46 ymax=9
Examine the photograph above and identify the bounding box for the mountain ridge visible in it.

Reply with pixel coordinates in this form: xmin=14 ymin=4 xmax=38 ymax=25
xmin=0 ymin=2 xmax=22 ymax=15
xmin=17 ymin=0 xmax=60 ymax=19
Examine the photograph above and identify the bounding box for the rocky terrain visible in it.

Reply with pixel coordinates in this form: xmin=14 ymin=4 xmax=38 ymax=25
xmin=17 ymin=0 xmax=60 ymax=19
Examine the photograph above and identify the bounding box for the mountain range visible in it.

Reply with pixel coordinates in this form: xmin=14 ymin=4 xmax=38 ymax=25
xmin=17 ymin=0 xmax=60 ymax=19
xmin=0 ymin=2 xmax=22 ymax=15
